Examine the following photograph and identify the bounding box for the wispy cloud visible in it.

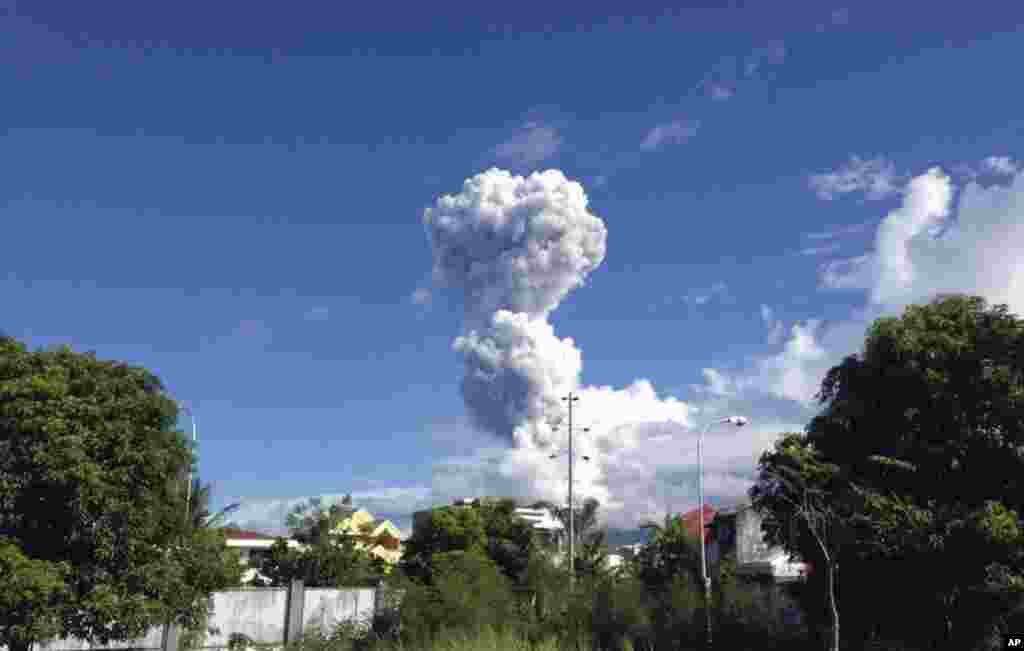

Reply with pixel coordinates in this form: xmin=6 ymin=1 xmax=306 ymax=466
xmin=808 ymin=155 xmax=902 ymax=201
xmin=683 ymin=282 xmax=729 ymax=306
xmin=982 ymin=156 xmax=1020 ymax=176
xmin=798 ymin=243 xmax=841 ymax=256
xmin=804 ymin=219 xmax=878 ymax=240
xmin=951 ymin=156 xmax=1020 ymax=182
xmin=692 ymin=39 xmax=786 ymax=103
xmin=708 ymin=84 xmax=733 ymax=101
xmin=641 ymin=120 xmax=700 ymax=151
xmin=491 ymin=121 xmax=563 ymax=166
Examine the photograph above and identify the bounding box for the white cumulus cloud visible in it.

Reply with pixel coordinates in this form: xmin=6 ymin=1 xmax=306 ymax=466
xmin=701 ymin=160 xmax=1024 ymax=430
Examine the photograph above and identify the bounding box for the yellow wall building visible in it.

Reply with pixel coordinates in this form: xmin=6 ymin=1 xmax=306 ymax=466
xmin=330 ymin=509 xmax=404 ymax=566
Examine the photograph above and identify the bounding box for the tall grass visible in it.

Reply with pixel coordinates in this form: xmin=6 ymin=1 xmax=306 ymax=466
xmin=279 ymin=570 xmax=811 ymax=651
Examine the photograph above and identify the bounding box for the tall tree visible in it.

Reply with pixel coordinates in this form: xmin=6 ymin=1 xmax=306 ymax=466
xmin=401 ymin=503 xmax=487 ymax=583
xmin=402 ymin=499 xmax=535 ymax=585
xmin=255 ymin=535 xmax=380 ymax=588
xmin=751 ymin=433 xmax=854 ymax=651
xmin=753 ymin=295 xmax=1024 ymax=648
xmin=0 ymin=338 xmax=241 ymax=651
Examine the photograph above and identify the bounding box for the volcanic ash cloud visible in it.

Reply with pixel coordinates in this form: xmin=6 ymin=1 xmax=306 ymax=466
xmin=423 ymin=168 xmax=693 ymax=516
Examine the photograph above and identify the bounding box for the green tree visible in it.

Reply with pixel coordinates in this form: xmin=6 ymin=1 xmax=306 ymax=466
xmin=0 ymin=338 xmax=242 ymax=651
xmin=400 ymin=499 xmax=535 ymax=585
xmin=389 ymin=549 xmax=518 ymax=644
xmin=284 ymin=495 xmax=355 ymax=546
xmin=255 ymin=535 xmax=379 ymax=588
xmin=754 ymin=295 xmax=1024 ymax=649
xmin=635 ymin=513 xmax=703 ymax=591
xmin=530 ymin=497 xmax=607 ymax=578
xmin=751 ymin=433 xmax=853 ymax=651
xmin=400 ymin=504 xmax=487 ymax=582
xmin=477 ymin=498 xmax=538 ymax=584
xmin=0 ymin=538 xmax=69 ymax=651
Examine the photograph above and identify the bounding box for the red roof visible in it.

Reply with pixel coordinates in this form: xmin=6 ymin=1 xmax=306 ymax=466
xmin=678 ymin=505 xmax=717 ymax=541
xmin=221 ymin=528 xmax=278 ymax=541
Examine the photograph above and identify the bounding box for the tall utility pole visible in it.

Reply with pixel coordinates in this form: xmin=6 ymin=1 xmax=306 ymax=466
xmin=566 ymin=393 xmax=577 ymax=586
xmin=562 ymin=392 xmax=580 ymax=587
xmin=550 ymin=393 xmax=593 ymax=587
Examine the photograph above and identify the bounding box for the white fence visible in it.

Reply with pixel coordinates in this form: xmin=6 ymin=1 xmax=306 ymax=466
xmin=5 ymin=582 xmax=377 ymax=651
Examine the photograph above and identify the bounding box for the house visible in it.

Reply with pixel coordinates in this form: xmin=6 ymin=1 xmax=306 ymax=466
xmin=678 ymin=504 xmax=718 ymax=541
xmin=221 ymin=527 xmax=306 ymax=583
xmin=511 ymin=505 xmax=565 ymax=550
xmin=705 ymin=502 xmax=808 ymax=583
xmin=328 ymin=509 xmax=404 ymax=565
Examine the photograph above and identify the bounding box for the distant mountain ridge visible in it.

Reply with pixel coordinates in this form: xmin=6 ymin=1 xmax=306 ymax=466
xmin=603 ymin=527 xmax=650 ymax=547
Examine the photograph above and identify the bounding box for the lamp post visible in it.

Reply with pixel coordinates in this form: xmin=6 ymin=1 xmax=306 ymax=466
xmin=179 ymin=403 xmax=197 ymax=526
xmin=698 ymin=415 xmax=747 ymax=647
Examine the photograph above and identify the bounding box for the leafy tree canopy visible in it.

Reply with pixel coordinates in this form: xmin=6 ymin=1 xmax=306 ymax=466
xmin=401 ymin=498 xmax=536 ymax=585
xmin=255 ymin=535 xmax=381 ymax=588
xmin=634 ymin=513 xmax=703 ymax=592
xmin=0 ymin=338 xmax=241 ymax=651
xmin=751 ymin=295 xmax=1024 ymax=648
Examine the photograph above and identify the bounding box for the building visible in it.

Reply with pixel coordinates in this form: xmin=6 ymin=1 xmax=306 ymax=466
xmin=511 ymin=506 xmax=565 ymax=550
xmin=706 ymin=502 xmax=807 ymax=583
xmin=328 ymin=509 xmax=404 ymax=565
xmin=678 ymin=504 xmax=718 ymax=541
xmin=222 ymin=528 xmax=306 ymax=584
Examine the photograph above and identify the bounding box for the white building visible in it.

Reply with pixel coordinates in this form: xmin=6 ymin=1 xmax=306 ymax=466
xmin=512 ymin=506 xmax=565 ymax=550
xmin=222 ymin=528 xmax=306 ymax=584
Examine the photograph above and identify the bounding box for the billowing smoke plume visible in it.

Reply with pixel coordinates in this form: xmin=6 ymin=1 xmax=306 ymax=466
xmin=425 ymin=168 xmax=607 ymax=323
xmin=424 ymin=168 xmax=695 ymax=519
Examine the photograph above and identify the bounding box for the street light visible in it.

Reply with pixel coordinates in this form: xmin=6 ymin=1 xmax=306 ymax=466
xmin=178 ymin=403 xmax=197 ymax=526
xmin=697 ymin=415 xmax=747 ymax=647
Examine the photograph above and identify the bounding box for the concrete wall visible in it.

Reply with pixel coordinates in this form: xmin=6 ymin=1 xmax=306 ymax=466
xmin=302 ymin=588 xmax=376 ymax=636
xmin=203 ymin=587 xmax=289 ymax=648
xmin=29 ymin=625 xmax=164 ymax=651
xmin=4 ymin=586 xmax=375 ymax=651
xmin=734 ymin=507 xmax=775 ymax=565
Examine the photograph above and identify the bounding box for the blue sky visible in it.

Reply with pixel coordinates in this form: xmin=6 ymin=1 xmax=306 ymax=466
xmin=4 ymin=1 xmax=1024 ymax=535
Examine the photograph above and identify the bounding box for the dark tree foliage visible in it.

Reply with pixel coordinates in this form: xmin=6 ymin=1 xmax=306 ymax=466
xmin=255 ymin=535 xmax=381 ymax=588
xmin=0 ymin=339 xmax=241 ymax=651
xmin=751 ymin=295 xmax=1024 ymax=649
xmin=633 ymin=512 xmax=704 ymax=600
xmin=400 ymin=498 xmax=535 ymax=586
